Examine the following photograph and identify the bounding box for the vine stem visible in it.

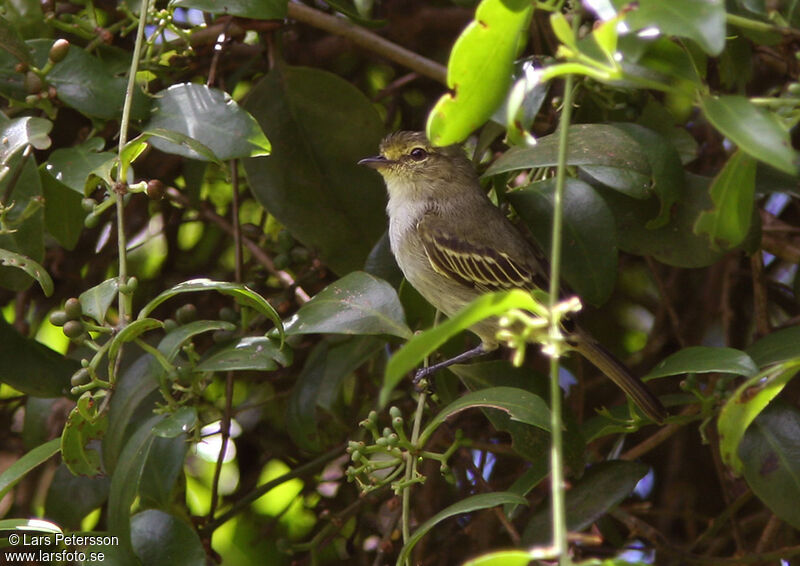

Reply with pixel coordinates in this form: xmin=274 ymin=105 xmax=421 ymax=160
xmin=114 ymin=0 xmax=150 ymax=324
xmin=548 ymin=56 xmax=577 ymax=566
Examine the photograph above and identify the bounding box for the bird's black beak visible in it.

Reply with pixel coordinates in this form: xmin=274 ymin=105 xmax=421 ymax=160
xmin=358 ymin=155 xmax=391 ymax=169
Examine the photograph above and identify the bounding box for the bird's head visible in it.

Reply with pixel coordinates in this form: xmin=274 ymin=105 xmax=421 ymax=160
xmin=358 ymin=131 xmax=477 ymax=201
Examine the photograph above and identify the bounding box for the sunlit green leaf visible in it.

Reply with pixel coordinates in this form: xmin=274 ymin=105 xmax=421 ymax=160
xmin=196 ymin=336 xmax=290 ymax=372
xmin=427 ymin=0 xmax=533 ymax=145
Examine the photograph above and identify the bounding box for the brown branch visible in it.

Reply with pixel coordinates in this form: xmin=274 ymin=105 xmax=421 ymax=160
xmin=750 ymin=253 xmax=771 ymax=338
xmin=286 ymin=2 xmax=447 ymax=85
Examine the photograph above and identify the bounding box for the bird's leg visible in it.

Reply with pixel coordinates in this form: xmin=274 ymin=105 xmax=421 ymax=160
xmin=413 ymin=344 xmax=489 ymax=384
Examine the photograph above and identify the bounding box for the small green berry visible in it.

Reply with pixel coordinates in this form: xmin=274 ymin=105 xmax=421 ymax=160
xmin=49 ymin=310 xmax=68 ymax=327
xmin=63 ymin=320 xmax=84 ymax=339
xmin=49 ymin=39 xmax=70 ymax=63
xmin=64 ymin=298 xmax=82 ymax=320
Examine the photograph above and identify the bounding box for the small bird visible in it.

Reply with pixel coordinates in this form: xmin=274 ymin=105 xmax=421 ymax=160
xmin=359 ymin=131 xmax=667 ymax=423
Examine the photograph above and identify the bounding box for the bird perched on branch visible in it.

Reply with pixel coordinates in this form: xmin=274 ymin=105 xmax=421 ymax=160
xmin=359 ymin=131 xmax=667 ymax=423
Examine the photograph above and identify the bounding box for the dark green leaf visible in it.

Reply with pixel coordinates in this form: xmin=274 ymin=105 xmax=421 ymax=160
xmin=419 ymin=387 xmax=550 ymax=445
xmin=0 ymin=438 xmax=60 ymax=500
xmin=26 ymin=39 xmax=150 ymax=120
xmin=287 ymin=336 xmax=383 ymax=452
xmin=509 ymin=178 xmax=618 ymax=306
xmin=131 ymin=509 xmax=206 ymax=566
xmin=108 ymin=414 xmax=164 ymax=558
xmin=0 ymin=115 xmax=52 ymax=162
xmin=242 ymin=65 xmax=386 ymax=275
xmin=746 ymin=326 xmax=800 ymax=367
xmin=79 ymin=278 xmax=119 ymax=324
xmin=0 ymin=17 xmax=33 ymax=64
xmin=195 ymin=336 xmax=290 ymax=372
xmin=596 ymin=174 xmax=726 ymax=267
xmin=522 ymin=460 xmax=649 ymax=544
xmin=169 ymin=0 xmax=287 ymax=19
xmin=0 ymin=316 xmax=76 ymax=397
xmin=138 ymin=436 xmax=189 ymax=507
xmin=486 ymin=124 xmax=651 ymax=199
xmin=61 ymin=396 xmax=107 ymax=476
xmin=700 ymin=94 xmax=797 ymax=175
xmin=138 ymin=278 xmax=282 ymax=341
xmin=611 ymin=123 xmax=685 ymax=229
xmin=427 ymin=0 xmax=533 ymax=145
xmin=145 ymin=83 xmax=270 ymax=161
xmin=645 ymin=346 xmax=759 ymax=379
xmin=152 ymin=406 xmax=197 ymax=438
xmin=694 ymin=150 xmax=758 ymax=249
xmin=43 ymin=139 xmax=112 ymax=194
xmin=718 ymin=360 xmax=800 ymax=473
xmin=397 ymin=492 xmax=528 ymax=566
xmin=0 ymin=248 xmax=53 ymax=296
xmin=616 ymin=0 xmax=726 ymax=55
xmin=45 ymin=463 xmax=110 ymax=529
xmin=740 ymin=402 xmax=800 ymax=529
xmin=109 ymin=317 xmax=164 ymax=364
xmin=0 ymin=151 xmax=45 ymax=291
xmin=39 ymin=166 xmax=85 ymax=250
xmin=159 ymin=320 xmax=237 ymax=360
xmin=285 ymin=271 xmax=411 ymax=339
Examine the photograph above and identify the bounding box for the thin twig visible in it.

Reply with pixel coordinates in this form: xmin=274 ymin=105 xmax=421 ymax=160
xmin=750 ymin=253 xmax=770 ymax=338
xmin=286 ymin=2 xmax=447 ymax=85
xmin=621 ymin=404 xmax=700 ymax=461
xmin=646 ymin=257 xmax=686 ymax=347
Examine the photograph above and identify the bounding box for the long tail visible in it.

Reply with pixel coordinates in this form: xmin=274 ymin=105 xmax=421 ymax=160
xmin=571 ymin=335 xmax=667 ymax=423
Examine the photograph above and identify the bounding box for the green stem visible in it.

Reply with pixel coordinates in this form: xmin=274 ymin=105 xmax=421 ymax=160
xmin=115 ymin=0 xmax=150 ymax=325
xmin=726 ymin=13 xmax=800 ymax=36
xmin=401 ymin=391 xmax=427 ymax=565
xmin=548 ymin=48 xmax=578 ymax=566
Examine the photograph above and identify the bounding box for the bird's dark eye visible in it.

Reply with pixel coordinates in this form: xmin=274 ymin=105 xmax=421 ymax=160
xmin=409 ymin=147 xmax=428 ymax=161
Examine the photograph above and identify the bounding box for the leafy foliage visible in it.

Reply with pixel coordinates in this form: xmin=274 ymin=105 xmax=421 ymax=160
xmin=0 ymin=0 xmax=799 ymax=565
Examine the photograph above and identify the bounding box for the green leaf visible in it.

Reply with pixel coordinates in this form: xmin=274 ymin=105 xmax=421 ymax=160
xmin=159 ymin=320 xmax=237 ymax=360
xmin=108 ymin=414 xmax=164 ymax=558
xmin=381 ymin=289 xmax=546 ymax=407
xmin=694 ymin=150 xmax=758 ymax=250
xmin=43 ymin=139 xmax=113 ymax=194
xmin=0 ymin=438 xmax=60 ymax=500
xmin=61 ymin=396 xmax=108 ymax=476
xmin=0 ymin=248 xmax=53 ymax=296
xmin=486 ymin=124 xmax=652 ymax=199
xmin=0 ymin=151 xmax=45 ymax=291
xmin=0 ymin=517 xmax=61 ymax=534
xmin=152 ymin=407 xmax=198 ymax=438
xmin=287 ymin=336 xmax=383 ymax=452
xmin=39 ymin=166 xmax=85 ymax=249
xmin=138 ymin=437 xmax=188 ymax=507
xmin=79 ymin=278 xmax=119 ymax=324
xmin=717 ymin=359 xmax=800 ymax=473
xmin=396 ymin=492 xmax=528 ymax=566
xmin=0 ymin=316 xmax=77 ymax=397
xmin=462 ymin=550 xmax=535 ymax=566
xmin=596 ymin=174 xmax=726 ymax=267
xmin=419 ymin=387 xmax=550 ymax=445
xmin=747 ymin=326 xmax=800 ymax=367
xmin=284 ymin=271 xmax=411 ymax=339
xmin=169 ymin=0 xmax=287 ymax=18
xmin=242 ymin=65 xmax=386 ymax=275
xmin=610 ymin=123 xmax=685 ymax=229
xmin=645 ymin=346 xmax=759 ymax=380
xmin=145 ymin=83 xmax=270 ymax=161
xmin=27 ymin=39 xmax=150 ymax=120
xmin=195 ymin=336 xmax=290 ymax=372
xmin=700 ymin=95 xmax=797 ymax=175
xmin=45 ymin=463 xmax=110 ymax=529
xmin=108 ymin=317 xmax=164 ymax=364
xmin=427 ymin=0 xmax=533 ymax=145
xmin=508 ymin=178 xmax=618 ymax=306
xmin=0 ymin=115 xmax=52 ymax=163
xmin=138 ymin=278 xmax=282 ymax=342
xmin=739 ymin=402 xmax=800 ymax=530
xmin=130 ymin=509 xmax=206 ymax=566
xmin=522 ymin=460 xmax=649 ymax=544
xmin=0 ymin=17 xmax=33 ymax=64
xmin=140 ymin=128 xmax=221 ymax=166
xmin=617 ymin=0 xmax=726 ymax=55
